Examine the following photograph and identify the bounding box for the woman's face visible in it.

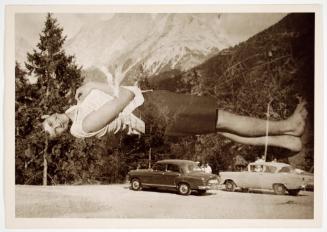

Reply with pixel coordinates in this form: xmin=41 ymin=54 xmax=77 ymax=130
xmin=44 ymin=113 xmax=70 ymax=137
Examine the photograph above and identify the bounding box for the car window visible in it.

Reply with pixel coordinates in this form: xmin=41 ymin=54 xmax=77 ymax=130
xmin=152 ymin=163 xmax=166 ymax=171
xmin=264 ymin=165 xmax=277 ymax=173
xmin=166 ymin=164 xmax=180 ymax=173
xmin=249 ymin=165 xmax=263 ymax=172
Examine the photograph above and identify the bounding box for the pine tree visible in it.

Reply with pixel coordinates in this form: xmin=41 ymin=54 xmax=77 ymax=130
xmin=22 ymin=13 xmax=83 ymax=185
xmin=25 ymin=13 xmax=83 ymax=112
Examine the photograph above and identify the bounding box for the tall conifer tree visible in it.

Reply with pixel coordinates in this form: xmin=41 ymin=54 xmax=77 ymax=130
xmin=23 ymin=13 xmax=83 ymax=185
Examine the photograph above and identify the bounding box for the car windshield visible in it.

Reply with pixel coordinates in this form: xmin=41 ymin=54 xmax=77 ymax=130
xmin=264 ymin=165 xmax=277 ymax=173
xmin=278 ymin=166 xmax=296 ymax=173
xmin=152 ymin=163 xmax=166 ymax=171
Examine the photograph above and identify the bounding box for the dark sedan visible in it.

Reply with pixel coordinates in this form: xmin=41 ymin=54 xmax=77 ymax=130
xmin=127 ymin=159 xmax=219 ymax=195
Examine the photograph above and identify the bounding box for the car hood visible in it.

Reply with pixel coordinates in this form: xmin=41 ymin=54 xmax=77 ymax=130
xmin=298 ymin=172 xmax=313 ymax=176
xmin=186 ymin=171 xmax=218 ymax=179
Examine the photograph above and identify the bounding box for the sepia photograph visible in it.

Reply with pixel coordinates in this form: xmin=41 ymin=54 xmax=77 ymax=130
xmin=3 ymin=3 xmax=324 ymax=229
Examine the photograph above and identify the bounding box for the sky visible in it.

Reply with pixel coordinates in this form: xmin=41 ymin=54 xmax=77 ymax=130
xmin=218 ymin=13 xmax=287 ymax=44
xmin=15 ymin=13 xmax=286 ymax=42
xmin=15 ymin=13 xmax=115 ymax=41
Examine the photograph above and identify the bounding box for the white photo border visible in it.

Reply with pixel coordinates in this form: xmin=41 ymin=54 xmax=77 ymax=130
xmin=3 ymin=3 xmax=324 ymax=230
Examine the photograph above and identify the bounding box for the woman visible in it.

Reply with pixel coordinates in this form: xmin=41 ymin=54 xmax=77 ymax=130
xmin=42 ymin=81 xmax=307 ymax=152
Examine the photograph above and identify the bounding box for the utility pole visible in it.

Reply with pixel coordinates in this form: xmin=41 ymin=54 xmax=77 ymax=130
xmin=148 ymin=125 xmax=152 ymax=169
xmin=264 ymin=99 xmax=273 ymax=161
xmin=148 ymin=148 xmax=152 ymax=169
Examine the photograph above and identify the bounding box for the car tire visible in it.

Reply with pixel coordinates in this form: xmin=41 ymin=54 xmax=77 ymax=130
xmin=131 ymin=178 xmax=142 ymax=191
xmin=178 ymin=183 xmax=191 ymax=195
xmin=197 ymin=190 xmax=207 ymax=195
xmin=273 ymin=184 xmax=286 ymax=195
xmin=288 ymin=189 xmax=301 ymax=196
xmin=225 ymin=180 xmax=236 ymax=192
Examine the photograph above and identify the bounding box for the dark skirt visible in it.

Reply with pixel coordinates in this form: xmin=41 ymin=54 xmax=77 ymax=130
xmin=133 ymin=90 xmax=218 ymax=136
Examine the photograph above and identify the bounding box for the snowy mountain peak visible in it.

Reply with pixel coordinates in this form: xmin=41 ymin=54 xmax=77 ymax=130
xmin=65 ymin=13 xmax=231 ymax=82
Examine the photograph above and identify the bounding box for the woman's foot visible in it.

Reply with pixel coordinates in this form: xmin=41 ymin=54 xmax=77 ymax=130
xmin=284 ymin=97 xmax=308 ymax=137
xmin=269 ymin=135 xmax=303 ymax=152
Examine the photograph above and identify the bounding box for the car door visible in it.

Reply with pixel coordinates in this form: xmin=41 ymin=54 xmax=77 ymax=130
xmin=147 ymin=163 xmax=166 ymax=186
xmin=245 ymin=164 xmax=265 ymax=189
xmin=163 ymin=164 xmax=181 ymax=187
xmin=259 ymin=165 xmax=278 ymax=189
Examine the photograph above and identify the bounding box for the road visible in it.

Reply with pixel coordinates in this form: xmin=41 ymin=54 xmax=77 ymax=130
xmin=15 ymin=184 xmax=313 ymax=218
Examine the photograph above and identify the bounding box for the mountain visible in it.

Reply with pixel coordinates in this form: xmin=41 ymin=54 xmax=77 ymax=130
xmin=16 ymin=13 xmax=286 ymax=83
xmin=65 ymin=13 xmax=230 ymax=82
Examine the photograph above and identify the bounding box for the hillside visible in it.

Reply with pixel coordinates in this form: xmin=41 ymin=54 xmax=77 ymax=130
xmin=146 ymin=13 xmax=314 ymax=169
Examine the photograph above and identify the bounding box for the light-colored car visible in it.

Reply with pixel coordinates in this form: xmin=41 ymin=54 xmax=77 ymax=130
xmin=220 ymin=161 xmax=313 ymax=196
xmin=293 ymin=168 xmax=314 ymax=191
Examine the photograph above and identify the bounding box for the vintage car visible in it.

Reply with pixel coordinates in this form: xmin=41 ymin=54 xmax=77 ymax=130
xmin=220 ymin=161 xmax=313 ymax=196
xmin=127 ymin=159 xmax=219 ymax=195
xmin=293 ymin=168 xmax=314 ymax=191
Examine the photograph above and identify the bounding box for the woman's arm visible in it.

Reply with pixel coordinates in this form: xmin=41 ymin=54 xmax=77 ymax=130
xmin=82 ymin=87 xmax=135 ymax=133
xmin=75 ymin=81 xmax=115 ymax=102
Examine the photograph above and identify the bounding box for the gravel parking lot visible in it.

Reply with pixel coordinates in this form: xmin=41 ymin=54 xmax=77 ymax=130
xmin=15 ymin=184 xmax=313 ymax=219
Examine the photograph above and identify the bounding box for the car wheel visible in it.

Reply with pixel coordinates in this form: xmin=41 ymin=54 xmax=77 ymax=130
xmin=288 ymin=189 xmax=301 ymax=196
xmin=273 ymin=184 xmax=286 ymax=195
xmin=131 ymin=178 xmax=142 ymax=191
xmin=178 ymin=183 xmax=191 ymax=195
xmin=197 ymin=190 xmax=207 ymax=195
xmin=225 ymin=180 xmax=236 ymax=192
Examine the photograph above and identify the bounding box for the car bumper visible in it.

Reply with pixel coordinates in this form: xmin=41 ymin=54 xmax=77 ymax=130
xmin=198 ymin=184 xmax=219 ymax=190
xmin=302 ymin=183 xmax=314 ymax=191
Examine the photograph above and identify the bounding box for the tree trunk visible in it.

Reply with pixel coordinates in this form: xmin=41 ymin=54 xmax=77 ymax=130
xmin=42 ymin=70 xmax=51 ymax=186
xmin=43 ymin=138 xmax=48 ymax=186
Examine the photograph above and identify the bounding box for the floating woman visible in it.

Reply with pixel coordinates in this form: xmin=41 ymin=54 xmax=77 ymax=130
xmin=42 ymin=79 xmax=307 ymax=152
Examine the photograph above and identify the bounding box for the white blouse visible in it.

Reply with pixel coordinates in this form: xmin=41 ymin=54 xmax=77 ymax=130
xmin=65 ymin=86 xmax=145 ymax=138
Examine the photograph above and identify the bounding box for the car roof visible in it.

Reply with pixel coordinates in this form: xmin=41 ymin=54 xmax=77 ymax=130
xmin=157 ymin=159 xmax=196 ymax=165
xmin=248 ymin=161 xmax=290 ymax=168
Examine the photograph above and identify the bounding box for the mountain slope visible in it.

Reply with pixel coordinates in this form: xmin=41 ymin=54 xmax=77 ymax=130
xmin=65 ymin=14 xmax=155 ymax=69
xmin=147 ymin=13 xmax=314 ymax=168
xmin=65 ymin=13 xmax=230 ymax=82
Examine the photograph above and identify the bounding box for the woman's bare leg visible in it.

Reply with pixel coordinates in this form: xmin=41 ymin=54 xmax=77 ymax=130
xmin=216 ymin=99 xmax=307 ymax=137
xmin=219 ymin=132 xmax=302 ymax=152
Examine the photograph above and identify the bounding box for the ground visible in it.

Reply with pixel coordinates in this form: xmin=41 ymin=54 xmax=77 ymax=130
xmin=15 ymin=184 xmax=313 ymax=219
